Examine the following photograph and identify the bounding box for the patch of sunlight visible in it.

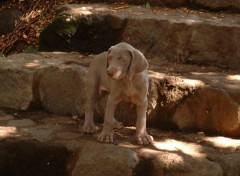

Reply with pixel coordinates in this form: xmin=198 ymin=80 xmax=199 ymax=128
xmin=51 ymin=52 xmax=67 ymax=54
xmin=77 ymin=10 xmax=92 ymax=15
xmin=190 ymin=72 xmax=218 ymax=76
xmin=139 ymin=148 xmax=158 ymax=155
xmin=25 ymin=59 xmax=40 ymax=68
xmin=95 ymin=7 xmax=110 ymax=12
xmin=148 ymin=71 xmax=166 ymax=79
xmin=118 ymin=142 xmax=139 ymax=149
xmin=204 ymin=136 xmax=240 ymax=149
xmin=186 ymin=19 xmax=199 ymax=24
xmin=0 ymin=126 xmax=17 ymax=138
xmin=139 ymin=148 xmax=185 ymax=165
xmin=5 ymin=59 xmax=14 ymax=63
xmin=226 ymin=75 xmax=240 ymax=81
xmin=25 ymin=63 xmax=40 ymax=68
xmin=72 ymin=6 xmax=108 ymax=15
xmin=182 ymin=79 xmax=205 ymax=87
xmin=70 ymin=6 xmax=93 ymax=15
xmin=153 ymin=139 xmax=204 ymax=157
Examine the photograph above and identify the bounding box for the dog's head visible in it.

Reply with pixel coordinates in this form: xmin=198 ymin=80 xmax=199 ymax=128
xmin=106 ymin=42 xmax=148 ymax=80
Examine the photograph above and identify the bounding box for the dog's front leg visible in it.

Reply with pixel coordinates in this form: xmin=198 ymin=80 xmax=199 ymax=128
xmin=136 ymin=98 xmax=154 ymax=145
xmin=83 ymin=85 xmax=99 ymax=133
xmin=98 ymin=95 xmax=117 ymax=143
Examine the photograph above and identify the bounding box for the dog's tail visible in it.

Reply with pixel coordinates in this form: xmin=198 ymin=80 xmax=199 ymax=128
xmin=63 ymin=59 xmax=91 ymax=67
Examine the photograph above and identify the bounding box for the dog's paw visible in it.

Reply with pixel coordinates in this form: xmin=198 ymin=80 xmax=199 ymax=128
xmin=83 ymin=124 xmax=99 ymax=133
xmin=98 ymin=132 xmax=113 ymax=143
xmin=136 ymin=133 xmax=154 ymax=145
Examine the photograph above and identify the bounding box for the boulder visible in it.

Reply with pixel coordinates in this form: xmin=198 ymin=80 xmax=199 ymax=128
xmin=207 ymin=153 xmax=240 ymax=176
xmin=139 ymin=144 xmax=223 ymax=176
xmin=39 ymin=4 xmax=240 ymax=69
xmin=123 ymin=7 xmax=240 ymax=69
xmin=39 ymin=5 xmax=124 ymax=54
xmin=0 ymin=56 xmax=34 ymax=110
xmin=173 ymin=87 xmax=240 ymax=137
xmin=39 ymin=65 xmax=88 ymax=116
xmin=72 ymin=142 xmax=139 ymax=176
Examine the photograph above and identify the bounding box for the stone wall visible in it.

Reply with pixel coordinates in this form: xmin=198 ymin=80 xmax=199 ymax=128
xmin=0 ymin=52 xmax=239 ymax=137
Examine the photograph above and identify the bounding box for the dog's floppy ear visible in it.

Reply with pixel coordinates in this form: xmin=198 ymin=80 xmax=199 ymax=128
xmin=128 ymin=48 xmax=148 ymax=80
xmin=108 ymin=46 xmax=113 ymax=54
xmin=106 ymin=46 xmax=113 ymax=68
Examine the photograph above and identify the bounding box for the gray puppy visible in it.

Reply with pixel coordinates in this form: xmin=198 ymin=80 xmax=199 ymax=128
xmin=66 ymin=42 xmax=153 ymax=145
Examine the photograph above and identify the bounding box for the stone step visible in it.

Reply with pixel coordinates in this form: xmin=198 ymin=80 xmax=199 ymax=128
xmin=81 ymin=0 xmax=240 ymax=12
xmin=0 ymin=52 xmax=239 ymax=137
xmin=0 ymin=110 xmax=239 ymax=176
xmin=39 ymin=4 xmax=240 ymax=70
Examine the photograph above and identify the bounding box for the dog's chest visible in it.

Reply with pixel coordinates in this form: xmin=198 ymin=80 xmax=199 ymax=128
xmin=118 ymin=86 xmax=140 ymax=104
xmin=121 ymin=95 xmax=139 ymax=104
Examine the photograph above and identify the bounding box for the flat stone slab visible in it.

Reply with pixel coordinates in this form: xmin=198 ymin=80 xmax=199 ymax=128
xmin=21 ymin=128 xmax=54 ymax=141
xmin=72 ymin=141 xmax=139 ymax=176
xmin=0 ymin=109 xmax=239 ymax=176
xmin=0 ymin=126 xmax=18 ymax=139
xmin=0 ymin=115 xmax=14 ymax=122
xmin=83 ymin=0 xmax=240 ymax=11
xmin=40 ymin=4 xmax=240 ymax=69
xmin=56 ymin=132 xmax=83 ymax=139
xmin=7 ymin=119 xmax=36 ymax=127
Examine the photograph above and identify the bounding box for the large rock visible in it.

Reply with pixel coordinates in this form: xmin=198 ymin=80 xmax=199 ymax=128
xmin=39 ymin=6 xmax=123 ymax=54
xmin=0 ymin=52 xmax=83 ymax=111
xmin=122 ymin=7 xmax=240 ymax=69
xmin=72 ymin=142 xmax=138 ymax=176
xmin=173 ymin=87 xmax=240 ymax=137
xmin=1 ymin=109 xmax=240 ymax=176
xmin=0 ymin=55 xmax=35 ymax=110
xmin=39 ymin=4 xmax=240 ymax=69
xmin=208 ymin=153 xmax=240 ymax=176
xmin=39 ymin=65 xmax=88 ymax=116
xmin=139 ymin=138 xmax=228 ymax=176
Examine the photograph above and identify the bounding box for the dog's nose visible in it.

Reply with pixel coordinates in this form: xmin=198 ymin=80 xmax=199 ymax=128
xmin=107 ymin=70 xmax=114 ymax=77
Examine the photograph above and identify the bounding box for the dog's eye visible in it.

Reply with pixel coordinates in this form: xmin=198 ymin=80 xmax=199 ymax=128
xmin=118 ymin=57 xmax=127 ymax=62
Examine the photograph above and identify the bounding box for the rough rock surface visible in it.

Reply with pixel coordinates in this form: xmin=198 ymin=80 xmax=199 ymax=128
xmin=0 ymin=52 xmax=239 ymax=137
xmin=0 ymin=55 xmax=35 ymax=110
xmin=192 ymin=0 xmax=240 ymax=10
xmin=39 ymin=65 xmax=88 ymax=116
xmin=72 ymin=142 xmax=138 ymax=176
xmin=139 ymin=147 xmax=223 ymax=176
xmin=173 ymin=87 xmax=240 ymax=137
xmin=82 ymin=0 xmax=240 ymax=10
xmin=39 ymin=4 xmax=240 ymax=69
xmin=0 ymin=110 xmax=239 ymax=176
